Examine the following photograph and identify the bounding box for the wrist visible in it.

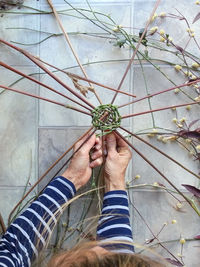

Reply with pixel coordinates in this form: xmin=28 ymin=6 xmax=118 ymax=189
xmin=62 ymin=169 xmax=82 ymax=191
xmin=104 ymin=175 xmax=125 ymax=192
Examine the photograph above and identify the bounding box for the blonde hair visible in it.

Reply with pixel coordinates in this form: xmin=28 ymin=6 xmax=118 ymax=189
xmin=47 ymin=241 xmax=167 ymax=267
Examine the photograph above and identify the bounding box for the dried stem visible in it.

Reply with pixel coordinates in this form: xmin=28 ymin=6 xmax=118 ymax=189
xmin=115 ymin=130 xmax=200 ymax=216
xmin=118 ymin=79 xmax=200 ymax=109
xmin=120 ymin=126 xmax=200 ymax=180
xmin=0 ymin=213 xmax=6 ymax=233
xmin=0 ymin=61 xmax=92 ymax=112
xmin=121 ymin=101 xmax=200 ymax=119
xmin=111 ymin=0 xmax=161 ymax=104
xmin=0 ymin=85 xmax=91 ymax=116
xmin=47 ymin=0 xmax=102 ymax=105
xmin=8 ymin=126 xmax=94 ymax=224
xmin=0 ymin=38 xmax=95 ymax=109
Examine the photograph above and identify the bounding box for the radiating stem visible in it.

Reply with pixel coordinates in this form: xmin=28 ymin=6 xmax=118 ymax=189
xmin=0 ymin=61 xmax=92 ymax=112
xmin=118 ymin=79 xmax=200 ymax=109
xmin=121 ymin=101 xmax=200 ymax=119
xmin=66 ymin=72 xmax=136 ymax=98
xmin=0 ymin=38 xmax=95 ymax=109
xmin=28 ymin=57 xmax=136 ymax=98
xmin=111 ymin=0 xmax=161 ymax=104
xmin=115 ymin=130 xmax=200 ymax=216
xmin=120 ymin=126 xmax=200 ymax=180
xmin=47 ymin=0 xmax=102 ymax=105
xmin=8 ymin=126 xmax=94 ymax=224
xmin=0 ymin=85 xmax=91 ymax=116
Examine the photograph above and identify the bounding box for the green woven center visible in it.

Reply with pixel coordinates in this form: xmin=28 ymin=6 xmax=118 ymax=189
xmin=91 ymin=104 xmax=121 ymax=135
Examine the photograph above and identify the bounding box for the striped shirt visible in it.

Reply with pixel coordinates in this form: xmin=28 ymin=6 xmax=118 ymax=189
xmin=0 ymin=176 xmax=134 ymax=266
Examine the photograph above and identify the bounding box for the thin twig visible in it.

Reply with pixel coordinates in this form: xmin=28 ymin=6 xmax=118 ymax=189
xmin=127 ymin=194 xmax=183 ymax=265
xmin=111 ymin=0 xmax=161 ymax=104
xmin=47 ymin=0 xmax=102 ymax=105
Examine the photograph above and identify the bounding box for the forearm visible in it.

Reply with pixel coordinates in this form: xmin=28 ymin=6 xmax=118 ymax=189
xmin=0 ymin=176 xmax=76 ymax=267
xmin=97 ymin=190 xmax=134 ymax=253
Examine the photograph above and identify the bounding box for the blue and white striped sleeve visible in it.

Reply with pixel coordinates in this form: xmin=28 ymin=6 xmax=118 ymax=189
xmin=97 ymin=190 xmax=134 ymax=254
xmin=0 ymin=176 xmax=76 ymax=267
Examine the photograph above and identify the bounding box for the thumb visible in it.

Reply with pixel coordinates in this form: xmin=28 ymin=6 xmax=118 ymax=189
xmin=75 ymin=133 xmax=96 ymax=153
xmin=106 ymin=133 xmax=117 ymax=154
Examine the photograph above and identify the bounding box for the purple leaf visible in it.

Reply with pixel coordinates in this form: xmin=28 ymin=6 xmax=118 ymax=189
xmin=175 ymin=45 xmax=184 ymax=53
xmin=194 ymin=235 xmax=200 ymax=239
xmin=178 ymin=129 xmax=200 ymax=139
xmin=165 ymin=258 xmax=183 ymax=266
xmin=193 ymin=12 xmax=200 ymax=24
xmin=182 ymin=184 xmax=200 ymax=198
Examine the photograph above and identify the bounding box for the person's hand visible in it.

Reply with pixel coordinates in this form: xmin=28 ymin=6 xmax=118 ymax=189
xmin=62 ymin=133 xmax=103 ymax=190
xmin=104 ymin=133 xmax=132 ymax=192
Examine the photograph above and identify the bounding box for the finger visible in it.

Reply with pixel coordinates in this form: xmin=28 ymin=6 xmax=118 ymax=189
xmin=90 ymin=157 xmax=103 ymax=168
xmin=94 ymin=136 xmax=102 ymax=150
xmin=74 ymin=133 xmax=96 ymax=153
xmin=91 ymin=149 xmax=102 ymax=160
xmin=105 ymin=133 xmax=117 ymax=153
xmin=115 ymin=132 xmax=129 ymax=150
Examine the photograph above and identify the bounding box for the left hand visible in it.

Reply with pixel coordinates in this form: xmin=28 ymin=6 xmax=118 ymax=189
xmin=62 ymin=133 xmax=103 ymax=190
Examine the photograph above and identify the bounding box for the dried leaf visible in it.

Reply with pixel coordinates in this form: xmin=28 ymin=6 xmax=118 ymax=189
xmin=193 ymin=12 xmax=200 ymax=24
xmin=67 ymin=72 xmax=94 ymax=96
xmin=182 ymin=184 xmax=200 ymax=198
xmin=194 ymin=235 xmax=200 ymax=239
xmin=165 ymin=258 xmax=183 ymax=266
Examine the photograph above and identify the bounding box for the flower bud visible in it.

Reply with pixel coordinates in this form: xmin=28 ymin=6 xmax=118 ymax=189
xmin=180 ymin=238 xmax=186 ymax=244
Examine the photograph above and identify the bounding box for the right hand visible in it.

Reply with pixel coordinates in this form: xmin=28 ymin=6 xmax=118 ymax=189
xmin=104 ymin=133 xmax=132 ymax=192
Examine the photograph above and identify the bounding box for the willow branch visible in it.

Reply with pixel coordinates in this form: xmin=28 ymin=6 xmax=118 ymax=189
xmin=118 ymin=79 xmax=200 ymax=109
xmin=47 ymin=0 xmax=102 ymax=105
xmin=0 ymin=38 xmax=95 ymax=109
xmin=0 ymin=85 xmax=91 ymax=116
xmin=111 ymin=0 xmax=161 ymax=104
xmin=115 ymin=130 xmax=200 ymax=216
xmin=0 ymin=61 xmax=92 ymax=112
xmin=121 ymin=101 xmax=200 ymax=119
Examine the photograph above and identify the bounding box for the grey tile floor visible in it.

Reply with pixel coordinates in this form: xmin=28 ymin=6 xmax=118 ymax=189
xmin=0 ymin=0 xmax=200 ymax=266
